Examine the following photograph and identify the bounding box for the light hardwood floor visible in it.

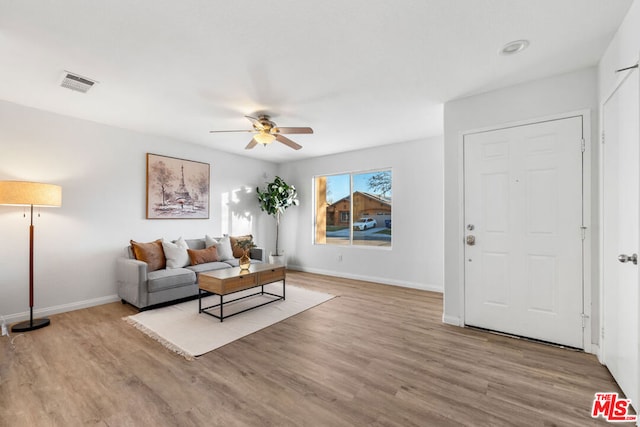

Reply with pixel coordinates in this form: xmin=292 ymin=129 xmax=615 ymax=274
xmin=0 ymin=271 xmax=622 ymax=426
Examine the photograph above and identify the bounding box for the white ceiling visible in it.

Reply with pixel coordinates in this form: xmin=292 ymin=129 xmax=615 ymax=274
xmin=0 ymin=0 xmax=633 ymax=163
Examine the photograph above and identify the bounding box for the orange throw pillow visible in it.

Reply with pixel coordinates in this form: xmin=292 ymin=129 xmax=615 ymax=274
xmin=130 ymin=239 xmax=166 ymax=272
xmin=230 ymin=234 xmax=253 ymax=258
xmin=187 ymin=246 xmax=219 ymax=265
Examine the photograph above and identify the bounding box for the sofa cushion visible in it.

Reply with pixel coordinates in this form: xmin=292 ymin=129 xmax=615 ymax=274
xmin=187 ymin=246 xmax=218 ymax=265
xmin=205 ymin=235 xmax=234 ymax=260
xmin=186 ymin=261 xmax=233 ymax=274
xmin=230 ymin=234 xmax=253 ymax=258
xmin=162 ymin=237 xmax=190 ymax=269
xmin=147 ymin=268 xmax=196 ymax=292
xmin=130 ymin=239 xmax=166 ymax=272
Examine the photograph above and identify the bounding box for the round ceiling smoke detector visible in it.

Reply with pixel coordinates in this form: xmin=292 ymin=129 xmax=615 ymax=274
xmin=500 ymin=40 xmax=530 ymax=55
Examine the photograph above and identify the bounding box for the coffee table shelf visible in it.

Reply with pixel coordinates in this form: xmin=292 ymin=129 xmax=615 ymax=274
xmin=198 ymin=263 xmax=286 ymax=322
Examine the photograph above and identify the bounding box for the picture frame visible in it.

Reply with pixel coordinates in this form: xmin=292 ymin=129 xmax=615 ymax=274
xmin=146 ymin=153 xmax=210 ymax=219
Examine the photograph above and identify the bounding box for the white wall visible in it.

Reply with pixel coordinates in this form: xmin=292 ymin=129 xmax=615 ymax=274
xmin=443 ymin=68 xmax=600 ymax=343
xmin=0 ymin=100 xmax=278 ymax=322
xmin=278 ymin=137 xmax=444 ymax=292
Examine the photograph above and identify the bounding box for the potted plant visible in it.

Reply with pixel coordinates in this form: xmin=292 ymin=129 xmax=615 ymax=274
xmin=256 ymin=176 xmax=299 ymax=265
xmin=235 ymin=237 xmax=256 ymax=270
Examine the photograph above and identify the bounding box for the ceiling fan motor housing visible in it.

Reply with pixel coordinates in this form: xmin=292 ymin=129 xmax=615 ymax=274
xmin=254 ymin=115 xmax=278 ymax=133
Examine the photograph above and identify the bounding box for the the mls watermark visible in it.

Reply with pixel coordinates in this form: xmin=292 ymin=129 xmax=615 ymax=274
xmin=592 ymin=392 xmax=637 ymax=423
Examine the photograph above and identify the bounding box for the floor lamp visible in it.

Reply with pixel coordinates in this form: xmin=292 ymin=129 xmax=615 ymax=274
xmin=0 ymin=181 xmax=62 ymax=332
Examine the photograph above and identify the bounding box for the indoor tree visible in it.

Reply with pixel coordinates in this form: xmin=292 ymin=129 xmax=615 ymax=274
xmin=256 ymin=176 xmax=299 ymax=256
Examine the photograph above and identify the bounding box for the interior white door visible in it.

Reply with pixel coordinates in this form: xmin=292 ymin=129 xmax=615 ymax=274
xmin=602 ymin=67 xmax=639 ymax=413
xmin=464 ymin=116 xmax=584 ymax=348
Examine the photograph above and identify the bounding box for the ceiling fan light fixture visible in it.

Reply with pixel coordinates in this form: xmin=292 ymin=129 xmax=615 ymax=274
xmin=255 ymin=132 xmax=276 ymax=145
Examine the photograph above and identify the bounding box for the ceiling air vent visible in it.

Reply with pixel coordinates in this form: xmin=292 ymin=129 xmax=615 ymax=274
xmin=60 ymin=71 xmax=97 ymax=93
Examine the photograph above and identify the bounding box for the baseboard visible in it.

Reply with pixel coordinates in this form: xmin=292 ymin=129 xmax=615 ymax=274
xmin=2 ymin=294 xmax=120 ymax=323
xmin=287 ymin=264 xmax=443 ymax=293
xmin=442 ymin=314 xmax=462 ymax=326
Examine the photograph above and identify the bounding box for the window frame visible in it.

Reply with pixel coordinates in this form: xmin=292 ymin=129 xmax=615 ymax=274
xmin=313 ymin=168 xmax=392 ymax=248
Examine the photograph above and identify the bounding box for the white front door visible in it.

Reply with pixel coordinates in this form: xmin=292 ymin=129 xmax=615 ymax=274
xmin=464 ymin=116 xmax=584 ymax=348
xmin=602 ymin=67 xmax=639 ymax=414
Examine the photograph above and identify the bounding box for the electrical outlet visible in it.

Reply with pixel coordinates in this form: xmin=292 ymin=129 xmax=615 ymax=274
xmin=337 ymin=254 xmax=343 ymax=262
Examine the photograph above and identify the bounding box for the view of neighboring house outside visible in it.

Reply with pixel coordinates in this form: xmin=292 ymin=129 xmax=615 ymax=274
xmin=314 ymin=170 xmax=392 ymax=247
xmin=327 ymin=192 xmax=391 ymax=228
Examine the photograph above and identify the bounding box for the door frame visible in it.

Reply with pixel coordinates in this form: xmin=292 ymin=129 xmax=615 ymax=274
xmin=456 ymin=109 xmax=593 ymax=354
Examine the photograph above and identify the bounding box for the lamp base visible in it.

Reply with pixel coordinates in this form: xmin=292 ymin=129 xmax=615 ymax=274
xmin=11 ymin=317 xmax=50 ymax=332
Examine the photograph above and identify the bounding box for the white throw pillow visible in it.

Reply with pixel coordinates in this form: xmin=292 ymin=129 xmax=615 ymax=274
xmin=205 ymin=234 xmax=234 ymax=260
xmin=162 ymin=237 xmax=190 ymax=269
xmin=204 ymin=234 xmax=217 ymax=248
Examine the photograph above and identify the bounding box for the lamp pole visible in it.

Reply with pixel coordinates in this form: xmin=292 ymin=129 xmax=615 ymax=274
xmin=12 ymin=203 xmax=51 ymax=332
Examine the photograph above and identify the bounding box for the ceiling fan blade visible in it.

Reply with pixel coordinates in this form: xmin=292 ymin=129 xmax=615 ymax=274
xmin=245 ymin=115 xmax=265 ymax=130
xmin=275 ymin=127 xmax=313 ymax=135
xmin=276 ymin=134 xmax=302 ymax=150
xmin=245 ymin=138 xmax=259 ymax=149
xmin=209 ymin=129 xmax=254 ymax=133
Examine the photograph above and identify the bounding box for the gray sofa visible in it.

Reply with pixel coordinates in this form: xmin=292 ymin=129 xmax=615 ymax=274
xmin=117 ymin=237 xmax=264 ymax=310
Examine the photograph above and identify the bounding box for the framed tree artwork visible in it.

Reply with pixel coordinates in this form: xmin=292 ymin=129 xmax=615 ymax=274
xmin=146 ymin=153 xmax=210 ymax=219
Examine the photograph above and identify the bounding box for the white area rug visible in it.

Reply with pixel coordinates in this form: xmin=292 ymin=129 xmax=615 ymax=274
xmin=124 ymin=283 xmax=334 ymax=359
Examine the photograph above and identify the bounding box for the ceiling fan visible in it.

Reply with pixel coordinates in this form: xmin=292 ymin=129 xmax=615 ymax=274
xmin=209 ymin=115 xmax=313 ymax=150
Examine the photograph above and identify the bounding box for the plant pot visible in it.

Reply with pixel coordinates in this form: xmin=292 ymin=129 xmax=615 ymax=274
xmin=269 ymin=252 xmax=286 ymax=266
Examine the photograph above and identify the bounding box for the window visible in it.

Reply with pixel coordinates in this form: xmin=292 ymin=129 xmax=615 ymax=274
xmin=314 ymin=169 xmax=391 ymax=247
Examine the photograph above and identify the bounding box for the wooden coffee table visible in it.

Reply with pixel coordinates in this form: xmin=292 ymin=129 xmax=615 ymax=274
xmin=198 ymin=263 xmax=286 ymax=322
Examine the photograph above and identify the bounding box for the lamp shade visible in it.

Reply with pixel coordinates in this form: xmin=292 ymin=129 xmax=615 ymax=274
xmin=254 ymin=132 xmax=276 ymax=145
xmin=0 ymin=181 xmax=62 ymax=207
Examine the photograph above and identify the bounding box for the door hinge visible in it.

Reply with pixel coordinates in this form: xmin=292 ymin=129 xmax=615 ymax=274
xmin=601 ymin=131 xmax=605 ymax=144
xmin=580 ymin=226 xmax=587 ymax=240
xmin=581 ymin=313 xmax=589 ymax=329
xmin=581 ymin=138 xmax=586 ymax=152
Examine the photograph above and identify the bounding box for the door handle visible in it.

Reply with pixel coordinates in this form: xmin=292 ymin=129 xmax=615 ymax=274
xmin=466 ymin=235 xmax=476 ymax=246
xmin=618 ymin=253 xmax=638 ymax=265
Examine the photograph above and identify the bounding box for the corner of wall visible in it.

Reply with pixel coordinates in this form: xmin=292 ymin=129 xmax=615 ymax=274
xmin=442 ymin=314 xmax=461 ymax=326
